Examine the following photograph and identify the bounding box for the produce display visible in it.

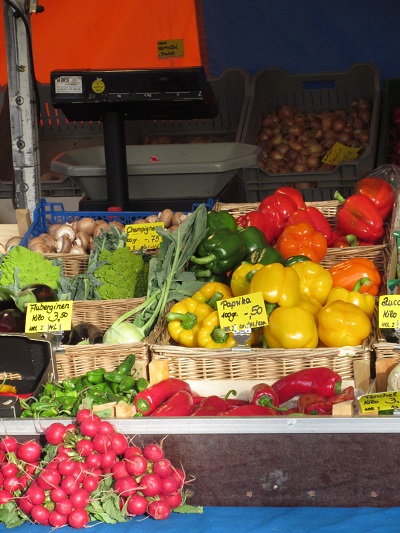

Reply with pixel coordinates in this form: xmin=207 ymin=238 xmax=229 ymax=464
xmin=256 ymin=99 xmax=372 ymax=174
xmin=0 ymin=410 xmax=200 ymax=528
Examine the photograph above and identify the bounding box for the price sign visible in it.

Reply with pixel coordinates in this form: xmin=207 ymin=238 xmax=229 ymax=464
xmin=358 ymin=390 xmax=400 ymax=414
xmin=217 ymin=292 xmax=268 ymax=332
xmin=125 ymin=223 xmax=163 ymax=250
xmin=322 ymin=142 xmax=361 ymax=166
xmin=378 ymin=295 xmax=400 ymax=328
xmin=25 ymin=301 xmax=73 ymax=333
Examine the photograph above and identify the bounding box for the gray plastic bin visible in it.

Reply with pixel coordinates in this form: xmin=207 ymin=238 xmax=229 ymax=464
xmin=50 ymin=143 xmax=261 ymax=200
xmin=238 ymin=63 xmax=381 ymax=202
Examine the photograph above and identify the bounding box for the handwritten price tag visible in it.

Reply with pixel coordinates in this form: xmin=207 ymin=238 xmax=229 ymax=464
xmin=378 ymin=295 xmax=400 ymax=328
xmin=125 ymin=223 xmax=163 ymax=251
xmin=322 ymin=142 xmax=362 ymax=166
xmin=25 ymin=301 xmax=73 ymax=333
xmin=358 ymin=390 xmax=400 ymax=414
xmin=217 ymin=292 xmax=268 ymax=332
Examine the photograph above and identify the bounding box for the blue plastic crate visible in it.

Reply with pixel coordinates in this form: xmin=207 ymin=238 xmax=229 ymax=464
xmin=20 ymin=198 xmax=214 ymax=247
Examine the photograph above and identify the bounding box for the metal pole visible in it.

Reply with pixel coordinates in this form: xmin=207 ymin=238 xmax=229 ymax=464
xmin=3 ymin=0 xmax=41 ymax=215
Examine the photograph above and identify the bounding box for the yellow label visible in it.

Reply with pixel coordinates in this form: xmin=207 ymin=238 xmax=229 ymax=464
xmin=358 ymin=391 xmax=400 ymax=414
xmin=157 ymin=39 xmax=184 ymax=59
xmin=217 ymin=292 xmax=268 ymax=332
xmin=125 ymin=222 xmax=163 ymax=250
xmin=322 ymin=142 xmax=362 ymax=166
xmin=91 ymin=79 xmax=105 ymax=94
xmin=378 ymin=295 xmax=400 ymax=328
xmin=25 ymin=301 xmax=73 ymax=333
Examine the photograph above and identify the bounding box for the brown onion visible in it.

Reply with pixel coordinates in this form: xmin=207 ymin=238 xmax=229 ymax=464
xmin=275 ymin=143 xmax=290 ymax=155
xmin=332 ymin=118 xmax=346 ymax=133
xmin=307 ymin=155 xmax=321 ymax=170
xmin=269 ymin=150 xmax=285 ymax=162
xmin=293 ymin=163 xmax=308 ymax=173
xmin=271 ymin=133 xmax=283 ymax=146
xmin=262 ymin=116 xmax=276 ymax=128
xmin=358 ymin=108 xmax=371 ymax=125
xmin=288 ymin=124 xmax=304 ymax=137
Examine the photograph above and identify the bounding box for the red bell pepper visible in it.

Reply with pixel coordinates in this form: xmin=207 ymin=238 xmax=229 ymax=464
xmin=258 ymin=192 xmax=298 ymax=244
xmin=298 ymin=385 xmax=355 ymax=415
xmin=248 ymin=383 xmax=279 ymax=408
xmin=191 ymin=395 xmax=229 ymax=416
xmin=286 ymin=206 xmax=333 ymax=246
xmin=334 ymin=191 xmax=384 ymax=242
xmin=218 ymin=404 xmax=279 ymax=416
xmin=236 ymin=211 xmax=274 ymax=244
xmin=275 ymin=186 xmax=306 ymax=209
xmin=151 ymin=390 xmax=194 ymax=417
xmin=134 ymin=378 xmax=192 ymax=416
xmin=271 ymin=367 xmax=342 ymax=405
xmin=354 ymin=176 xmax=395 ymax=221
xmin=330 ymin=229 xmax=373 ymax=248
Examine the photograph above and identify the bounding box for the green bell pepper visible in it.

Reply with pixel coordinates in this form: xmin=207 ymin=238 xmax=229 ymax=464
xmin=282 ymin=255 xmax=312 ymax=266
xmin=117 ymin=354 xmax=135 ymax=376
xmin=135 ymin=377 xmax=148 ymax=392
xmin=119 ymin=375 xmax=135 ymax=392
xmin=104 ymin=371 xmax=126 ymax=384
xmin=239 ymin=226 xmax=269 ymax=256
xmin=190 ymin=228 xmax=246 ymax=275
xmin=247 ymin=246 xmax=284 ymax=266
xmin=187 ymin=262 xmax=229 ymax=284
xmin=86 ymin=368 xmax=106 ymax=384
xmin=206 ymin=210 xmax=237 ymax=235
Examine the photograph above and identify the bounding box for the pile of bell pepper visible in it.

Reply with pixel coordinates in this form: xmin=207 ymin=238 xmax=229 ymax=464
xmin=133 ymin=368 xmax=355 ymax=417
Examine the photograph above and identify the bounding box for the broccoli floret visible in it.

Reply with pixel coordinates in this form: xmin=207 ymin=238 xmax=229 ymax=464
xmin=93 ymin=247 xmax=148 ymax=300
xmin=0 ymin=246 xmax=61 ymax=290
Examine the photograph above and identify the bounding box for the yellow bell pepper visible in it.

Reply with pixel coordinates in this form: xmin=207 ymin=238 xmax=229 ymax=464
xmin=325 ymin=280 xmax=375 ymax=319
xmin=166 ymin=297 xmax=214 ymax=348
xmin=263 ymin=306 xmax=319 ymax=349
xmin=0 ymin=384 xmax=17 ymax=394
xmin=297 ymin=295 xmax=322 ymax=322
xmin=317 ymin=300 xmax=372 ymax=347
xmin=192 ymin=281 xmax=233 ymax=309
xmin=197 ymin=310 xmax=237 ymax=349
xmin=249 ymin=263 xmax=300 ymax=308
xmin=230 ymin=262 xmax=264 ymax=297
xmin=291 ymin=261 xmax=333 ymax=305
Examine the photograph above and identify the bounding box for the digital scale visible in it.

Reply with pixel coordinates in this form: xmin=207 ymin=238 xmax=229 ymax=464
xmin=50 ymin=67 xmax=218 ymax=210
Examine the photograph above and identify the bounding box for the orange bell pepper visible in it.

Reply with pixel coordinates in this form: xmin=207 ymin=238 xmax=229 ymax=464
xmin=275 ymin=222 xmax=328 ymax=263
xmin=328 ymin=258 xmax=381 ymax=296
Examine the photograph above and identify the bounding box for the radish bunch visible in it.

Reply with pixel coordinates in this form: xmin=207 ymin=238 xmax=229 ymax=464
xmin=0 ymin=409 xmax=191 ymax=528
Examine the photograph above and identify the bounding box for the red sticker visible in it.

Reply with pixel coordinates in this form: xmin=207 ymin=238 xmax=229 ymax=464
xmin=150 ymin=155 xmax=159 ymax=163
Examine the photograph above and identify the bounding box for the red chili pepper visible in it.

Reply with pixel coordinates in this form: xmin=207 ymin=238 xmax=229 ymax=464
xmin=301 ymin=386 xmax=356 ymax=415
xmin=271 ymin=367 xmax=342 ymax=405
xmin=236 ymin=211 xmax=274 ymax=244
xmin=275 ymin=186 xmax=306 ymax=209
xmin=218 ymin=404 xmax=279 ymax=416
xmin=191 ymin=394 xmax=248 ymax=408
xmin=134 ymin=378 xmax=192 ymax=416
xmin=286 ymin=206 xmax=333 ymax=246
xmin=248 ymin=383 xmax=279 ymax=408
xmin=297 ymin=392 xmax=329 ymax=415
xmin=258 ymin=192 xmax=298 ymax=244
xmin=280 ymin=407 xmax=301 ymax=416
xmin=151 ymin=390 xmax=193 ymax=417
xmin=191 ymin=395 xmax=229 ymax=416
xmin=334 ymin=191 xmax=384 ymax=242
xmin=325 ymin=385 xmax=355 ymax=407
xmin=354 ymin=176 xmax=395 ymax=221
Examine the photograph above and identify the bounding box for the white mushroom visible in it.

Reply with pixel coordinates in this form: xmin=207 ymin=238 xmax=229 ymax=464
xmin=0 ymin=244 xmax=7 ymax=255
xmin=145 ymin=215 xmax=159 ymax=224
xmin=70 ymin=245 xmax=88 ymax=255
xmin=109 ymin=220 xmax=125 ymax=232
xmin=29 ymin=241 xmax=52 ymax=254
xmin=76 ymin=217 xmax=97 ymax=236
xmin=55 ymin=235 xmax=73 ymax=253
xmin=93 ymin=220 xmax=109 ymax=237
xmin=28 ymin=236 xmax=48 ymax=251
xmin=75 ymin=231 xmax=91 ymax=251
xmin=47 ymin=223 xmax=61 ymax=236
xmin=54 ymin=224 xmax=76 ymax=241
xmin=5 ymin=236 xmax=21 ymax=251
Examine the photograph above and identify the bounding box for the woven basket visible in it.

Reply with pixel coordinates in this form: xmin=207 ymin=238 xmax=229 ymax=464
xmin=147 ymin=304 xmax=371 ymax=382
xmin=213 ymin=200 xmax=390 ymax=273
xmin=47 ymin=253 xmax=89 ymax=277
xmin=57 ymin=297 xmax=149 ymax=380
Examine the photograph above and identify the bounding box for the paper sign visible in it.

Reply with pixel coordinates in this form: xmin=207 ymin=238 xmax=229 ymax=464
xmin=378 ymin=295 xmax=400 ymax=328
xmin=158 ymin=39 xmax=184 ymax=59
xmin=217 ymin=292 xmax=268 ymax=332
xmin=125 ymin=223 xmax=163 ymax=250
xmin=358 ymin=390 xmax=400 ymax=414
xmin=322 ymin=142 xmax=362 ymax=166
xmin=25 ymin=301 xmax=73 ymax=333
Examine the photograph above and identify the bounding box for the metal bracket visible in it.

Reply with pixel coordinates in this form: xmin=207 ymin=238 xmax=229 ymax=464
xmin=228 ymin=325 xmax=251 ymax=351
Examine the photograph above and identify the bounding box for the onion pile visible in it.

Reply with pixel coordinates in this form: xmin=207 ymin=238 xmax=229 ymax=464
xmin=256 ymin=98 xmax=372 ymax=174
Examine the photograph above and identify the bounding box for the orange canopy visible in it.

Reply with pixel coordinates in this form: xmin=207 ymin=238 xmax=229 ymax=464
xmin=0 ymin=0 xmax=205 ymax=84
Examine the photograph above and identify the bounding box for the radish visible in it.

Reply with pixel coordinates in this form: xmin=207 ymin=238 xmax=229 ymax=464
xmin=3 ymin=475 xmax=24 ymax=493
xmin=76 ymin=409 xmax=96 ymax=425
xmin=0 ymin=489 xmax=13 ymax=504
xmin=0 ymin=436 xmax=18 ymax=453
xmin=45 ymin=422 xmax=67 ymax=446
xmin=99 ymin=449 xmax=117 ymax=470
xmin=92 ymin=434 xmax=112 ymax=454
xmin=114 ymin=476 xmax=139 ymax=497
xmin=111 ymin=461 xmax=129 ymax=480
xmin=68 ymin=508 xmax=89 ymax=529
xmin=148 ymin=499 xmax=171 ymax=520
xmin=143 ymin=443 xmax=164 ymax=462
xmin=17 ymin=440 xmax=42 ymax=463
xmin=166 ymin=490 xmax=183 ymax=509
xmin=17 ymin=496 xmax=33 ymax=515
xmin=25 ymin=461 xmax=39 ymax=476
xmin=98 ymin=420 xmax=115 ymax=435
xmin=69 ymin=488 xmax=90 ymax=509
xmin=124 ymin=445 xmax=142 ymax=459
xmin=50 ymin=486 xmax=68 ymax=503
xmin=124 ymin=454 xmax=148 ymax=477
xmin=171 ymin=467 xmax=186 ymax=489
xmin=49 ymin=510 xmax=68 ymax=527
xmin=37 ymin=468 xmax=62 ymax=490
xmin=126 ymin=494 xmax=148 ymax=516
xmin=31 ymin=504 xmax=50 ymax=525
xmin=79 ymin=416 xmax=101 ymax=438
xmin=72 ymin=462 xmax=90 ymax=483
xmin=110 ymin=432 xmax=128 ymax=455
xmin=76 ymin=439 xmax=95 ymax=457
xmin=58 ymin=458 xmax=77 ymax=477
xmin=82 ymin=474 xmax=99 ymax=493
xmin=153 ymin=458 xmax=173 ymax=479
xmin=61 ymin=475 xmax=81 ymax=495
xmin=26 ymin=484 xmax=45 ymax=505
xmin=1 ymin=463 xmax=19 ymax=478
xmin=85 ymin=453 xmax=102 ymax=469
xmin=55 ymin=499 xmax=73 ymax=517
xmin=160 ymin=475 xmax=180 ymax=495
xmin=140 ymin=473 xmax=163 ymax=497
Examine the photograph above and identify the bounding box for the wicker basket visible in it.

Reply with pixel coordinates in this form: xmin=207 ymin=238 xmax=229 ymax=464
xmin=148 ymin=304 xmax=371 ymax=382
xmin=213 ymin=199 xmax=390 ymax=273
xmin=57 ymin=297 xmax=149 ymax=380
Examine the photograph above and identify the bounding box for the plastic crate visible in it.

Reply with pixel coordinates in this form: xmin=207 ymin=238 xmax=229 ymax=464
xmin=238 ymin=63 xmax=381 ymax=202
xmin=20 ymin=197 xmax=214 ymax=247
xmin=39 ymin=69 xmax=250 ymax=144
xmin=376 ymin=78 xmax=400 ymax=166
